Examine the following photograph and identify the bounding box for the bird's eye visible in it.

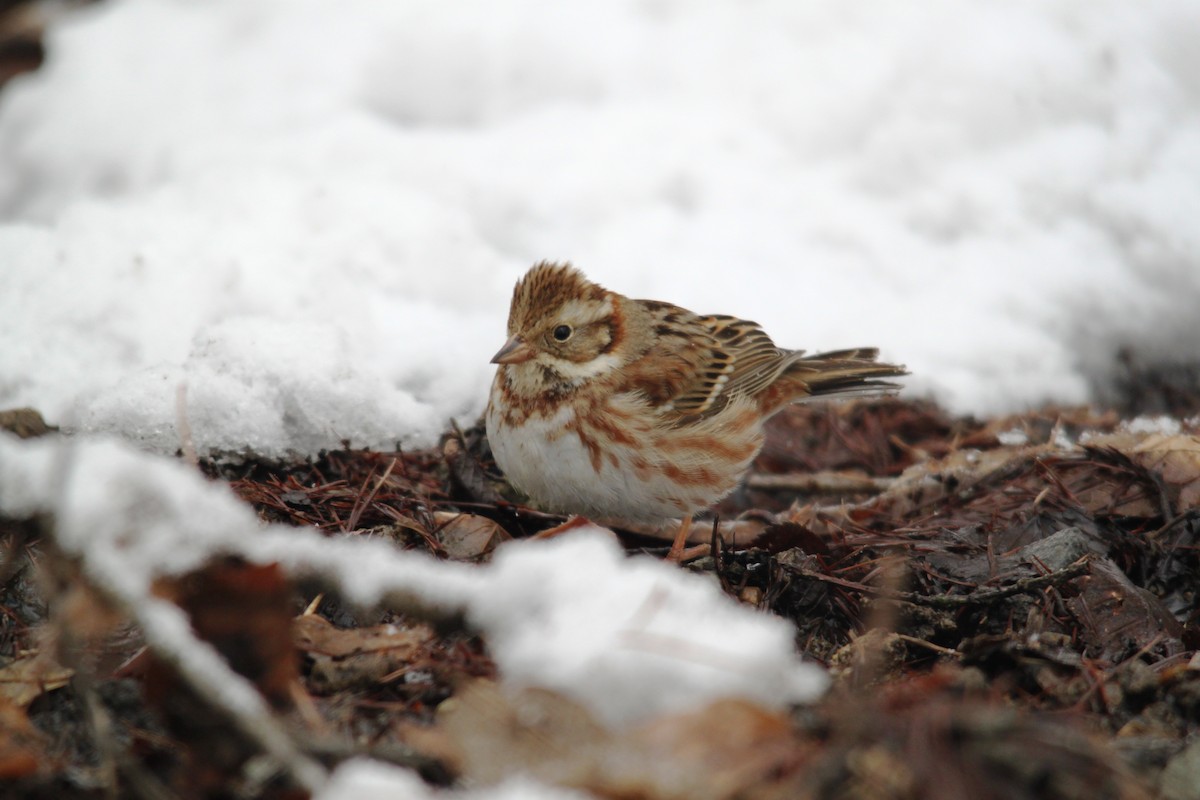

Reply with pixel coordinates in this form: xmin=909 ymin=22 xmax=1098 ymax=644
xmin=553 ymin=325 xmax=572 ymax=341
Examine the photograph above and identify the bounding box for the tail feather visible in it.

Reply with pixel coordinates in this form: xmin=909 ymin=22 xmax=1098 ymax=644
xmin=760 ymin=347 xmax=907 ymax=412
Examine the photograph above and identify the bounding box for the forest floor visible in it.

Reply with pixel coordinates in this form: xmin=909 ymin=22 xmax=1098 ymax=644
xmin=1 ymin=381 xmax=1198 ymax=798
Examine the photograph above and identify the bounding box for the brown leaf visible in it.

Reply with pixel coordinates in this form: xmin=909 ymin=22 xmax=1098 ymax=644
xmin=151 ymin=558 xmax=298 ymax=708
xmin=294 ymin=614 xmax=434 ymax=693
xmin=144 ymin=559 xmax=301 ymax=795
xmin=612 ymin=698 xmax=805 ymax=799
xmin=416 ymin=679 xmax=806 ymax=799
xmin=1130 ymin=433 xmax=1200 ymax=510
xmin=386 ymin=511 xmax=512 ymax=559
xmin=1084 ymin=432 xmax=1200 ymax=512
xmin=1066 ymin=556 xmax=1185 ymax=664
xmin=432 ymin=512 xmax=511 ymax=560
xmin=747 ymin=521 xmax=830 ymax=555
xmin=0 ymin=695 xmax=45 ymax=780
xmin=0 ymin=652 xmax=71 ymax=708
xmin=429 ymin=679 xmax=607 ymax=786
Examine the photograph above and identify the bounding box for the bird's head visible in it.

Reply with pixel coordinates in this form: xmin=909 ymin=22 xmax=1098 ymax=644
xmin=491 ymin=261 xmax=635 ymax=385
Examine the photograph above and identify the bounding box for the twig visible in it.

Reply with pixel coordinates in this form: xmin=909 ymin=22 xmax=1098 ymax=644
xmin=346 ymin=458 xmax=396 ymax=532
xmin=745 ymin=471 xmax=895 ymax=494
xmin=1148 ymin=508 xmax=1200 ymax=541
xmin=893 ymin=634 xmax=962 ymax=658
xmin=787 ymin=557 xmax=1092 ymax=610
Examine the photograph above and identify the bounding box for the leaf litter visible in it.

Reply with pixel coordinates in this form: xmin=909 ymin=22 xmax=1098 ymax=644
xmin=0 ymin=399 xmax=1197 ymax=798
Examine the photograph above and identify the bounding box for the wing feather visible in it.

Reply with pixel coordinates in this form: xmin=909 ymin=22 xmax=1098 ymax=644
xmin=618 ymin=303 xmax=903 ymax=424
xmin=626 ymin=310 xmax=791 ymax=419
xmin=664 ymin=315 xmax=788 ymax=415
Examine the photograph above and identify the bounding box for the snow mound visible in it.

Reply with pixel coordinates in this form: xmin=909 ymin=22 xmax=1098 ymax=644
xmin=2 ymin=1 xmax=1200 ymax=456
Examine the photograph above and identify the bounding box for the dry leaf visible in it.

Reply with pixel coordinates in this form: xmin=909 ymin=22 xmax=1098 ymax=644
xmin=0 ymin=652 xmax=72 ymax=708
xmin=416 ymin=679 xmax=806 ymax=799
xmin=609 ymin=698 xmax=805 ymax=799
xmin=388 ymin=512 xmax=512 ymax=559
xmin=294 ymin=614 xmax=435 ymax=693
xmin=0 ymin=695 xmax=45 ymax=779
xmin=151 ymin=559 xmax=297 ymax=709
xmin=1130 ymin=434 xmax=1200 ymax=510
xmin=432 ymin=512 xmax=511 ymax=559
xmin=431 ymin=679 xmax=608 ymax=786
xmin=1083 ymin=432 xmax=1200 ymax=512
xmin=1066 ymin=556 xmax=1185 ymax=663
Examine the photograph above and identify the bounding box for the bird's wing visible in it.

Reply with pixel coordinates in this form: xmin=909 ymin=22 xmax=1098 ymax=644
xmin=619 ymin=304 xmax=792 ymax=419
xmin=693 ymin=314 xmax=795 ymax=401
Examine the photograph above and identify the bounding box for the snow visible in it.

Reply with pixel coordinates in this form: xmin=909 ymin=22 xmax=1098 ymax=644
xmin=316 ymin=760 xmax=432 ymax=800
xmin=1122 ymin=415 xmax=1184 ymax=437
xmin=997 ymin=428 xmax=1030 ymax=447
xmin=317 ymin=759 xmax=589 ymax=800
xmin=470 ymin=530 xmax=827 ymax=724
xmin=1080 ymin=414 xmax=1185 ymax=443
xmin=1 ymin=0 xmax=1199 ymax=457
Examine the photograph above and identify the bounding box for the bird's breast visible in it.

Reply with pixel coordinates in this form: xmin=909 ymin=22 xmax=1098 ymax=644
xmin=485 ymin=387 xmax=765 ymax=522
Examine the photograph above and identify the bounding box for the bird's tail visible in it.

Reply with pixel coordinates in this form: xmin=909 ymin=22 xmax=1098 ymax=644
xmin=760 ymin=347 xmax=907 ymax=413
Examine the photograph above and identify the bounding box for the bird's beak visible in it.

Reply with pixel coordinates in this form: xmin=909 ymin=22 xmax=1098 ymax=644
xmin=490 ymin=335 xmax=535 ymax=365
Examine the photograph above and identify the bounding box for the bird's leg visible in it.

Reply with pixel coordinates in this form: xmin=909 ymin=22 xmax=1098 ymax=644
xmin=532 ymin=515 xmax=604 ymax=539
xmin=666 ymin=513 xmax=693 ymax=561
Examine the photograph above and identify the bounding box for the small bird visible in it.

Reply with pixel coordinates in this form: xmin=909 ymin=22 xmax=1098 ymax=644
xmin=485 ymin=262 xmax=906 ymax=553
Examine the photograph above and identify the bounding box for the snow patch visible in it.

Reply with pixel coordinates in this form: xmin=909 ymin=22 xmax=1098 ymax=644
xmin=1121 ymin=415 xmax=1183 ymax=437
xmin=997 ymin=428 xmax=1030 ymax=446
xmin=2 ymin=1 xmax=1199 ymax=456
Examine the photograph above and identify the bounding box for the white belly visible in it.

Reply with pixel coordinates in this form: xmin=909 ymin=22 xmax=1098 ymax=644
xmin=485 ymin=394 xmax=759 ymax=523
xmin=484 ymin=391 xmax=758 ymax=522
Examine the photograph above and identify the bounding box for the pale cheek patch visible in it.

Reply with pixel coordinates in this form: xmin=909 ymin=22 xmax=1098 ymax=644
xmin=551 ymin=352 xmax=623 ymax=382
